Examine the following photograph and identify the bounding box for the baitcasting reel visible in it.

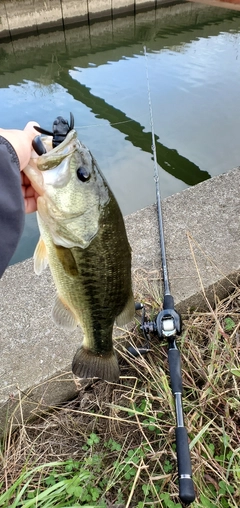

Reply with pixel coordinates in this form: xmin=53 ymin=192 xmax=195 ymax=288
xmin=128 ymin=297 xmax=182 ymax=357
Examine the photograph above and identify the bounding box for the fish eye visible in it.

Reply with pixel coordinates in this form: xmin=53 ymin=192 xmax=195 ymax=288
xmin=76 ymin=166 xmax=90 ymax=182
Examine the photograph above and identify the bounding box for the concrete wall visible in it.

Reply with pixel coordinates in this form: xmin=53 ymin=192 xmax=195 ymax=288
xmin=0 ymin=1 xmax=237 ymax=62
xmin=0 ymin=1 xmax=237 ymax=65
xmin=0 ymin=0 xmax=159 ymax=37
xmin=0 ymin=167 xmax=239 ymax=434
xmin=0 ymin=0 xmax=239 ymax=39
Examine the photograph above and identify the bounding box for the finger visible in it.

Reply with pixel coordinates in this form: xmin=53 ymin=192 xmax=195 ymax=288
xmin=24 ymin=187 xmax=39 ymax=200
xmin=23 ymin=121 xmax=40 ymax=141
xmin=24 ymin=196 xmax=38 ymax=214
xmin=21 ymin=172 xmax=30 ymax=185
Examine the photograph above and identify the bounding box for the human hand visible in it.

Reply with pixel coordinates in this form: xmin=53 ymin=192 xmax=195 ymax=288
xmin=21 ymin=172 xmax=40 ymax=214
xmin=0 ymin=122 xmax=40 ymax=213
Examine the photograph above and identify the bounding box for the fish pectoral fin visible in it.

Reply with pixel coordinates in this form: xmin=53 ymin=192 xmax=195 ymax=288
xmin=115 ymin=292 xmax=135 ymax=327
xmin=55 ymin=245 xmax=79 ymax=277
xmin=34 ymin=237 xmax=48 ymax=275
xmin=52 ymin=296 xmax=78 ymax=331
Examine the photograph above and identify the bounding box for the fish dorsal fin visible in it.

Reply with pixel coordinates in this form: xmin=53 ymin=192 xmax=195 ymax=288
xmin=115 ymin=292 xmax=135 ymax=326
xmin=52 ymin=295 xmax=78 ymax=331
xmin=55 ymin=245 xmax=79 ymax=277
xmin=34 ymin=237 xmax=48 ymax=275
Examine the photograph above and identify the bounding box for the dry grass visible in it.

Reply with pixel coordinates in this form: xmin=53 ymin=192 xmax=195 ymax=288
xmin=0 ymin=279 xmax=239 ymax=507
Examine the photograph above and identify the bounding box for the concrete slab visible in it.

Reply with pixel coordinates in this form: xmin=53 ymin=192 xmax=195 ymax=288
xmin=35 ymin=0 xmax=62 ymax=31
xmin=112 ymin=0 xmax=134 ymax=17
xmin=61 ymin=0 xmax=88 ymax=26
xmin=0 ymin=167 xmax=239 ymax=435
xmin=135 ymin=0 xmax=155 ymax=11
xmin=155 ymin=2 xmax=234 ymax=25
xmin=88 ymin=0 xmax=112 ymax=21
xmin=2 ymin=0 xmax=63 ymax=35
xmin=5 ymin=0 xmax=38 ymax=35
xmin=0 ymin=2 xmax=10 ymax=38
xmin=0 ymin=0 xmax=236 ymax=40
xmin=126 ymin=167 xmax=240 ymax=313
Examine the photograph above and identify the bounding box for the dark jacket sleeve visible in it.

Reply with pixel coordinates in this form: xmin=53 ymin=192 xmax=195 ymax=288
xmin=0 ymin=136 xmax=24 ymax=278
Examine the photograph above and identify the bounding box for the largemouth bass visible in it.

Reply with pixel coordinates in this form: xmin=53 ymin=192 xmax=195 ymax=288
xmin=24 ymin=129 xmax=135 ymax=383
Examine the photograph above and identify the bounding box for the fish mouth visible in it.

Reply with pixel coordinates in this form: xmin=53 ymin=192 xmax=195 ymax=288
xmin=41 ymin=156 xmax=71 ymax=188
xmin=24 ymin=130 xmax=92 ymax=196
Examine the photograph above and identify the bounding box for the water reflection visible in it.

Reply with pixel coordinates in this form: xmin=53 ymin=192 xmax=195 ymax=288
xmin=60 ymin=72 xmax=210 ymax=185
xmin=0 ymin=1 xmax=239 ymax=263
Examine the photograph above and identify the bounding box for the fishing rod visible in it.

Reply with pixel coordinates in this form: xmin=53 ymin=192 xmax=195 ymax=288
xmin=128 ymin=47 xmax=195 ymax=505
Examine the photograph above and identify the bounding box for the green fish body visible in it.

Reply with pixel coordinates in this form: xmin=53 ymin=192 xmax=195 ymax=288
xmin=24 ymin=130 xmax=134 ymax=383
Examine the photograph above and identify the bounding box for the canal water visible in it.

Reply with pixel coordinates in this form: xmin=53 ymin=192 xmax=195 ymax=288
xmin=0 ymin=1 xmax=240 ymax=264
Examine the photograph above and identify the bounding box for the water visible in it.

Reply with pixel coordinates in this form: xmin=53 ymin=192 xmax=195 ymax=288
xmin=0 ymin=1 xmax=240 ymax=264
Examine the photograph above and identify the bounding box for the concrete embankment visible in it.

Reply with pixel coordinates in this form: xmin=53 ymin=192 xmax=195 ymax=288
xmin=0 ymin=0 xmax=169 ymax=37
xmin=0 ymin=167 xmax=239 ymax=435
xmin=0 ymin=0 xmax=238 ymax=39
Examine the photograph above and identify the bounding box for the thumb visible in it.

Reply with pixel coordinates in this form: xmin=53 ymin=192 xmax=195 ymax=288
xmin=23 ymin=121 xmax=40 ymax=141
xmin=19 ymin=121 xmax=41 ymax=170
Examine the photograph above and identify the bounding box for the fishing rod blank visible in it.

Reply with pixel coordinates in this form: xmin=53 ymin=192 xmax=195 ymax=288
xmin=144 ymin=46 xmax=195 ymax=505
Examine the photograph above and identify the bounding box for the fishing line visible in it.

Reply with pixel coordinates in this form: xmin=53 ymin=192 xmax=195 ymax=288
xmin=143 ymin=45 xmax=170 ymax=295
xmin=74 ymin=119 xmax=134 ymax=129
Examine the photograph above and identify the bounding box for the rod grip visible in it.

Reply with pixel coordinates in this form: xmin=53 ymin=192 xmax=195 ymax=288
xmin=163 ymin=294 xmax=174 ymax=309
xmin=176 ymin=427 xmax=195 ymax=504
xmin=168 ymin=348 xmax=182 ymax=394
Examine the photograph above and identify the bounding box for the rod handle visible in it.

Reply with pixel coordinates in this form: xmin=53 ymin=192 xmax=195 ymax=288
xmin=168 ymin=347 xmax=182 ymax=393
xmin=176 ymin=427 xmax=195 ymax=504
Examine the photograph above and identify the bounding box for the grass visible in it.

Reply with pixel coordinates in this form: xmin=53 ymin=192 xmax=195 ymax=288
xmin=0 ymin=276 xmax=239 ymax=507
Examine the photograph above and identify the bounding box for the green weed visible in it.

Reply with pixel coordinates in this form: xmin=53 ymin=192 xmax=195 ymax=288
xmin=1 ymin=285 xmax=240 ymax=507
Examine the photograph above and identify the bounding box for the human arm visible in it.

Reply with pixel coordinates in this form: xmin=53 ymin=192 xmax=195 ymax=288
xmin=0 ymin=122 xmax=39 ymax=277
xmin=0 ymin=122 xmax=40 ymax=213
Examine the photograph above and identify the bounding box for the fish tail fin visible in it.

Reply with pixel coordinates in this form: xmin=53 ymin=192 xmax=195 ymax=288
xmin=72 ymin=346 xmax=120 ymax=383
